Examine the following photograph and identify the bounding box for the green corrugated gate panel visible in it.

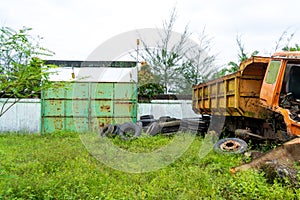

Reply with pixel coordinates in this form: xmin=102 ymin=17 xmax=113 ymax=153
xmin=91 ymin=83 xmax=114 ymax=99
xmin=90 ymin=117 xmax=114 ymax=131
xmin=66 ymin=100 xmax=89 ymax=117
xmin=91 ymin=100 xmax=113 ymax=117
xmin=65 ymin=117 xmax=89 ymax=132
xmin=114 ymin=102 xmax=137 ymax=117
xmin=42 ymin=81 xmax=137 ymax=133
xmin=43 ymin=87 xmax=66 ymax=99
xmin=42 ymin=117 xmax=89 ymax=133
xmin=42 ymin=117 xmax=64 ymax=133
xmin=66 ymin=82 xmax=89 ymax=99
xmin=114 ymin=117 xmax=134 ymax=125
xmin=114 ymin=83 xmax=136 ymax=100
xmin=43 ymin=100 xmax=64 ymax=116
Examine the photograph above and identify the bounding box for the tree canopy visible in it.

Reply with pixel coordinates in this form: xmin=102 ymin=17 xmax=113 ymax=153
xmin=135 ymin=8 xmax=217 ymax=95
xmin=0 ymin=26 xmax=58 ymax=117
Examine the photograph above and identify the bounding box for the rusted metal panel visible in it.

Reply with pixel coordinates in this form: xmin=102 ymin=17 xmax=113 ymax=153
xmin=43 ymin=86 xmax=66 ymax=99
xmin=114 ymin=102 xmax=137 ymax=117
xmin=42 ymin=82 xmax=137 ymax=133
xmin=231 ymin=138 xmax=300 ymax=173
xmin=91 ymin=100 xmax=113 ymax=117
xmin=114 ymin=83 xmax=136 ymax=100
xmin=66 ymin=100 xmax=89 ymax=117
xmin=90 ymin=117 xmax=114 ymax=131
xmin=43 ymin=99 xmax=64 ymax=116
xmin=114 ymin=117 xmax=134 ymax=125
xmin=42 ymin=117 xmax=64 ymax=133
xmin=91 ymin=83 xmax=114 ymax=99
xmin=67 ymin=82 xmax=89 ymax=99
xmin=193 ymin=56 xmax=270 ymax=119
xmin=65 ymin=117 xmax=89 ymax=132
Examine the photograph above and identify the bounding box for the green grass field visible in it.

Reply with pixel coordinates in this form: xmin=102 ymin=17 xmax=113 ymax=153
xmin=0 ymin=132 xmax=299 ymax=199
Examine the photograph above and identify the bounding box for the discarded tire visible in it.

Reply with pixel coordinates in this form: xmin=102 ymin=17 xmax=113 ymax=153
xmin=146 ymin=122 xmax=161 ymax=136
xmin=118 ymin=122 xmax=142 ymax=140
xmin=180 ymin=118 xmax=209 ymax=134
xmin=99 ymin=124 xmax=115 ymax=137
xmin=214 ymin=138 xmax=248 ymax=154
xmin=159 ymin=120 xmax=181 ymax=134
xmin=140 ymin=115 xmax=154 ymax=120
xmin=159 ymin=116 xmax=171 ymax=122
xmin=113 ymin=124 xmax=121 ymax=135
xmin=139 ymin=118 xmax=157 ymax=127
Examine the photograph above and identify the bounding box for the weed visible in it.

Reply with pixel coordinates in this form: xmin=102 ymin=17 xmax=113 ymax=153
xmin=0 ymin=132 xmax=299 ymax=199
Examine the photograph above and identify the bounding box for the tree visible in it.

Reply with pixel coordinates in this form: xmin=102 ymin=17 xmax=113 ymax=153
xmin=0 ymin=26 xmax=57 ymax=117
xmin=228 ymin=35 xmax=259 ymax=71
xmin=282 ymin=44 xmax=300 ymax=51
xmin=137 ymin=62 xmax=164 ymax=101
xmin=138 ymin=8 xmax=189 ymax=93
xmin=273 ymin=28 xmax=300 ymax=51
xmin=207 ymin=28 xmax=298 ymax=80
xmin=177 ymin=29 xmax=217 ymax=91
xmin=136 ymin=8 xmax=216 ymax=94
xmin=213 ymin=34 xmax=259 ymax=78
xmin=273 ymin=28 xmax=295 ymax=52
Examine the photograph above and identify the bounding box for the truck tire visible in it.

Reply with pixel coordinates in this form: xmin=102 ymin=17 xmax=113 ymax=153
xmin=180 ymin=118 xmax=209 ymax=134
xmin=140 ymin=115 xmax=154 ymax=120
xmin=146 ymin=122 xmax=160 ymax=136
xmin=159 ymin=116 xmax=178 ymax=122
xmin=118 ymin=122 xmax=142 ymax=140
xmin=139 ymin=119 xmax=157 ymax=127
xmin=214 ymin=138 xmax=248 ymax=154
xmin=113 ymin=124 xmax=121 ymax=135
xmin=99 ymin=124 xmax=115 ymax=137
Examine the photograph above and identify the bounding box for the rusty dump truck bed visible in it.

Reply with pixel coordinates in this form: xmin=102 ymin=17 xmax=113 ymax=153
xmin=192 ymin=56 xmax=271 ymax=119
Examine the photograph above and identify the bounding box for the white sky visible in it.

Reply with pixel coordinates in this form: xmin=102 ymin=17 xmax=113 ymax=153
xmin=1 ymin=0 xmax=300 ymax=66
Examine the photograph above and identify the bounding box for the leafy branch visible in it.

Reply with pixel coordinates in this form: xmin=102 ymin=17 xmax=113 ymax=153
xmin=0 ymin=26 xmax=58 ymax=117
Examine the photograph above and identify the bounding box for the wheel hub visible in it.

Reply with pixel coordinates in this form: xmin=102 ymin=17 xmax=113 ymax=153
xmin=220 ymin=140 xmax=241 ymax=151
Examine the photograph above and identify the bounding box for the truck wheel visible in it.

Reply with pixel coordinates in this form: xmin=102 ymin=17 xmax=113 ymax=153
xmin=214 ymin=138 xmax=248 ymax=154
xmin=118 ymin=122 xmax=142 ymax=140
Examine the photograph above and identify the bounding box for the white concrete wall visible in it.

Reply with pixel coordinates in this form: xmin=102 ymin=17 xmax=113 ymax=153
xmin=0 ymin=99 xmax=41 ymax=133
xmin=138 ymin=100 xmax=199 ymax=120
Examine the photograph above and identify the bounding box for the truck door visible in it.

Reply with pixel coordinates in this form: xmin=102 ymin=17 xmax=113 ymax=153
xmin=260 ymin=60 xmax=283 ymax=108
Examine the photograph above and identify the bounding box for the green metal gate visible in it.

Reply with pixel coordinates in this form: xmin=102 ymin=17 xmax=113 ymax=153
xmin=41 ymin=82 xmax=137 ymax=133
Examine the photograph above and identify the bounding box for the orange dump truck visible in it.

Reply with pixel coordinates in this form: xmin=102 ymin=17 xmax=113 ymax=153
xmin=193 ymin=52 xmax=300 ymax=139
xmin=192 ymin=52 xmax=300 ymax=164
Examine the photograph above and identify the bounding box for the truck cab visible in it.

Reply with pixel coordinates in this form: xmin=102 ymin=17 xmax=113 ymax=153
xmin=260 ymin=51 xmax=300 ymax=135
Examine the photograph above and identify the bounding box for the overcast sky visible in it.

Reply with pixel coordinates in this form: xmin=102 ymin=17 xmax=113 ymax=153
xmin=1 ymin=0 xmax=300 ymax=66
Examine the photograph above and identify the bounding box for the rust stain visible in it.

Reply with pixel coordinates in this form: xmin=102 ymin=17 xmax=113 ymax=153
xmin=99 ymin=122 xmax=105 ymax=128
xmin=100 ymin=105 xmax=111 ymax=113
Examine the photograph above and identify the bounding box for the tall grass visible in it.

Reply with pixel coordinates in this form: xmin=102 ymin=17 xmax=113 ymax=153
xmin=0 ymin=132 xmax=299 ymax=199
